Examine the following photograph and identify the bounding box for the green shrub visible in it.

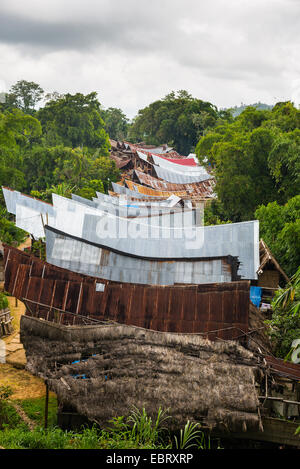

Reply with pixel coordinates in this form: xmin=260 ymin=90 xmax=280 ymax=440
xmin=0 ymin=404 xmax=216 ymax=449
xmin=0 ymin=293 xmax=9 ymax=310
xmin=16 ymin=396 xmax=57 ymax=427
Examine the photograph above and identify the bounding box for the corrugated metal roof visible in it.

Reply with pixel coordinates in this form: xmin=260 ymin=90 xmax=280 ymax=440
xmin=95 ymin=191 xmax=124 ymax=205
xmin=3 ymin=187 xmax=53 ymax=216
xmin=96 ymin=191 xmax=185 ymax=208
xmin=153 ymin=164 xmax=211 ymax=184
xmin=50 ymin=194 xmax=259 ymax=279
xmin=109 ymin=154 xmax=132 ymax=169
xmin=157 ymin=155 xmax=198 ymax=166
xmin=112 ymin=182 xmax=166 ymax=199
xmin=125 ymin=179 xmax=189 ymax=198
xmin=265 ymin=356 xmax=300 ymax=381
xmin=84 ymin=199 xmax=198 ymax=227
xmin=46 ymin=226 xmax=237 ymax=285
xmin=71 ymin=194 xmax=193 ymax=227
xmin=134 ymin=151 xmax=211 ymax=183
xmin=4 ymin=244 xmax=250 ymax=338
xmin=2 ymin=189 xmax=260 ymax=280
xmin=128 ymin=143 xmax=178 ymax=155
xmin=2 ymin=187 xmax=21 ymax=214
xmin=133 ymin=170 xmax=215 ymax=198
xmin=138 ymin=146 xmax=175 ymax=155
xmin=151 ymin=154 xmax=207 ymax=175
xmin=3 ymin=187 xmax=54 ymax=238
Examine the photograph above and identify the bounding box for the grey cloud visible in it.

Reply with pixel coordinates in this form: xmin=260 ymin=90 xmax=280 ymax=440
xmin=0 ymin=0 xmax=299 ymax=116
xmin=0 ymin=11 xmax=162 ymax=53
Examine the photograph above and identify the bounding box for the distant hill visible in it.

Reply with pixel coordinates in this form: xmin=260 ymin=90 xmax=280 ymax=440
xmin=228 ymin=102 xmax=274 ymax=118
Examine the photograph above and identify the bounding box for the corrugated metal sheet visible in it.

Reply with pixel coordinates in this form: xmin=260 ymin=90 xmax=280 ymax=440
xmin=151 ymin=154 xmax=207 ymax=175
xmin=112 ymin=182 xmax=164 ymax=199
xmin=109 ymin=154 xmax=133 ymax=169
xmin=46 ymin=226 xmax=236 ymax=285
xmin=136 ymin=150 xmax=150 ymax=163
xmin=74 ymin=195 xmax=197 ymax=227
xmin=153 ymin=164 xmax=211 ymax=184
xmin=265 ymin=356 xmax=300 ymax=381
xmin=3 ymin=188 xmax=55 ymax=238
xmin=125 ymin=179 xmax=188 ymax=198
xmin=135 ymin=151 xmax=211 ymax=183
xmin=133 ymin=170 xmax=215 ymax=198
xmin=97 ymin=193 xmax=193 ymax=211
xmin=2 ymin=189 xmax=260 ymax=280
xmin=130 ymin=143 xmax=177 ymax=155
xmin=93 ymin=201 xmax=196 ymax=224
xmin=71 ymin=194 xmax=97 ymax=208
xmin=50 ymin=194 xmax=259 ymax=280
xmin=2 ymin=187 xmax=21 ymax=214
xmin=3 ymin=187 xmax=54 ymax=217
xmin=4 ymin=245 xmax=250 ymax=338
xmin=157 ymin=155 xmax=198 ymax=166
xmin=95 ymin=191 xmax=127 ymax=205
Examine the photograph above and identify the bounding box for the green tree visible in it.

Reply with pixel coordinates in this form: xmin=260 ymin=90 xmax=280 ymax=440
xmin=6 ymin=80 xmax=44 ymax=115
xmin=25 ymin=145 xmax=119 ymax=194
xmin=128 ymin=90 xmax=219 ymax=154
xmin=195 ymin=103 xmax=300 ymax=222
xmin=266 ymin=267 xmax=300 ymax=357
xmin=267 ymin=101 xmax=300 ymax=132
xmin=23 ymin=145 xmax=64 ymax=191
xmin=0 ymin=109 xmax=41 ymax=150
xmin=37 ymin=92 xmax=110 ymax=152
xmin=0 ymin=109 xmax=41 ymax=191
xmin=0 ymin=216 xmax=26 ymax=245
xmin=102 ymin=107 xmax=129 ymax=141
xmin=267 ymin=129 xmax=300 ymax=201
xmin=255 ymin=195 xmax=300 ymax=278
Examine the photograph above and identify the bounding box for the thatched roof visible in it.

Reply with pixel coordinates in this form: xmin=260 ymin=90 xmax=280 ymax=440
xmin=258 ymin=239 xmax=289 ymax=283
xmin=21 ymin=315 xmax=263 ymax=433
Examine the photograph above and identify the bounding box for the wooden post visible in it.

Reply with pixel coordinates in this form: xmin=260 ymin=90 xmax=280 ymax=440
xmin=44 ymin=380 xmax=49 ymax=430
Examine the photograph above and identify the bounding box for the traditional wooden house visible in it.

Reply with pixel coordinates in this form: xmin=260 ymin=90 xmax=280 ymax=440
xmin=251 ymin=240 xmax=289 ymax=315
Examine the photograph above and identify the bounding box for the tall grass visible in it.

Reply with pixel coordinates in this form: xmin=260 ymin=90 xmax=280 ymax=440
xmin=174 ymin=420 xmax=208 ymax=449
xmin=0 ymin=402 xmax=216 ymax=449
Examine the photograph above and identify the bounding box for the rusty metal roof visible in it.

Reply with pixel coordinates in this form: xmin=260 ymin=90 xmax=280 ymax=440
xmin=4 ymin=245 xmax=250 ymax=338
xmin=125 ymin=179 xmax=189 ymax=198
xmin=112 ymin=182 xmax=165 ymax=199
xmin=265 ymin=355 xmax=300 ymax=381
xmin=125 ymin=179 xmax=214 ymax=200
xmin=109 ymin=154 xmax=133 ymax=169
xmin=156 ymin=154 xmax=198 ymax=166
xmin=126 ymin=142 xmax=179 ymax=156
xmin=133 ymin=170 xmax=215 ymax=197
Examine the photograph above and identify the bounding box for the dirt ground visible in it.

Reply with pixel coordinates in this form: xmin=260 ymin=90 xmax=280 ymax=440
xmin=0 ymin=296 xmax=48 ymax=400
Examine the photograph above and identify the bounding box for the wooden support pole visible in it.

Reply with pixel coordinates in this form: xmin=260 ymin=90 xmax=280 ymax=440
xmin=44 ymin=380 xmax=49 ymax=430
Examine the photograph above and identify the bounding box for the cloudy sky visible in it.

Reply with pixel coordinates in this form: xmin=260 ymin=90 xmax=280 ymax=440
xmin=0 ymin=0 xmax=299 ymax=117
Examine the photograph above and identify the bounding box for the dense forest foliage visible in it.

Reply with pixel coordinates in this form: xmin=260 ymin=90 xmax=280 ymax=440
xmin=0 ymin=80 xmax=120 ymax=243
xmin=228 ymin=102 xmax=273 ymax=118
xmin=196 ymin=102 xmax=300 ymax=278
xmin=128 ymin=90 xmax=232 ymax=155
